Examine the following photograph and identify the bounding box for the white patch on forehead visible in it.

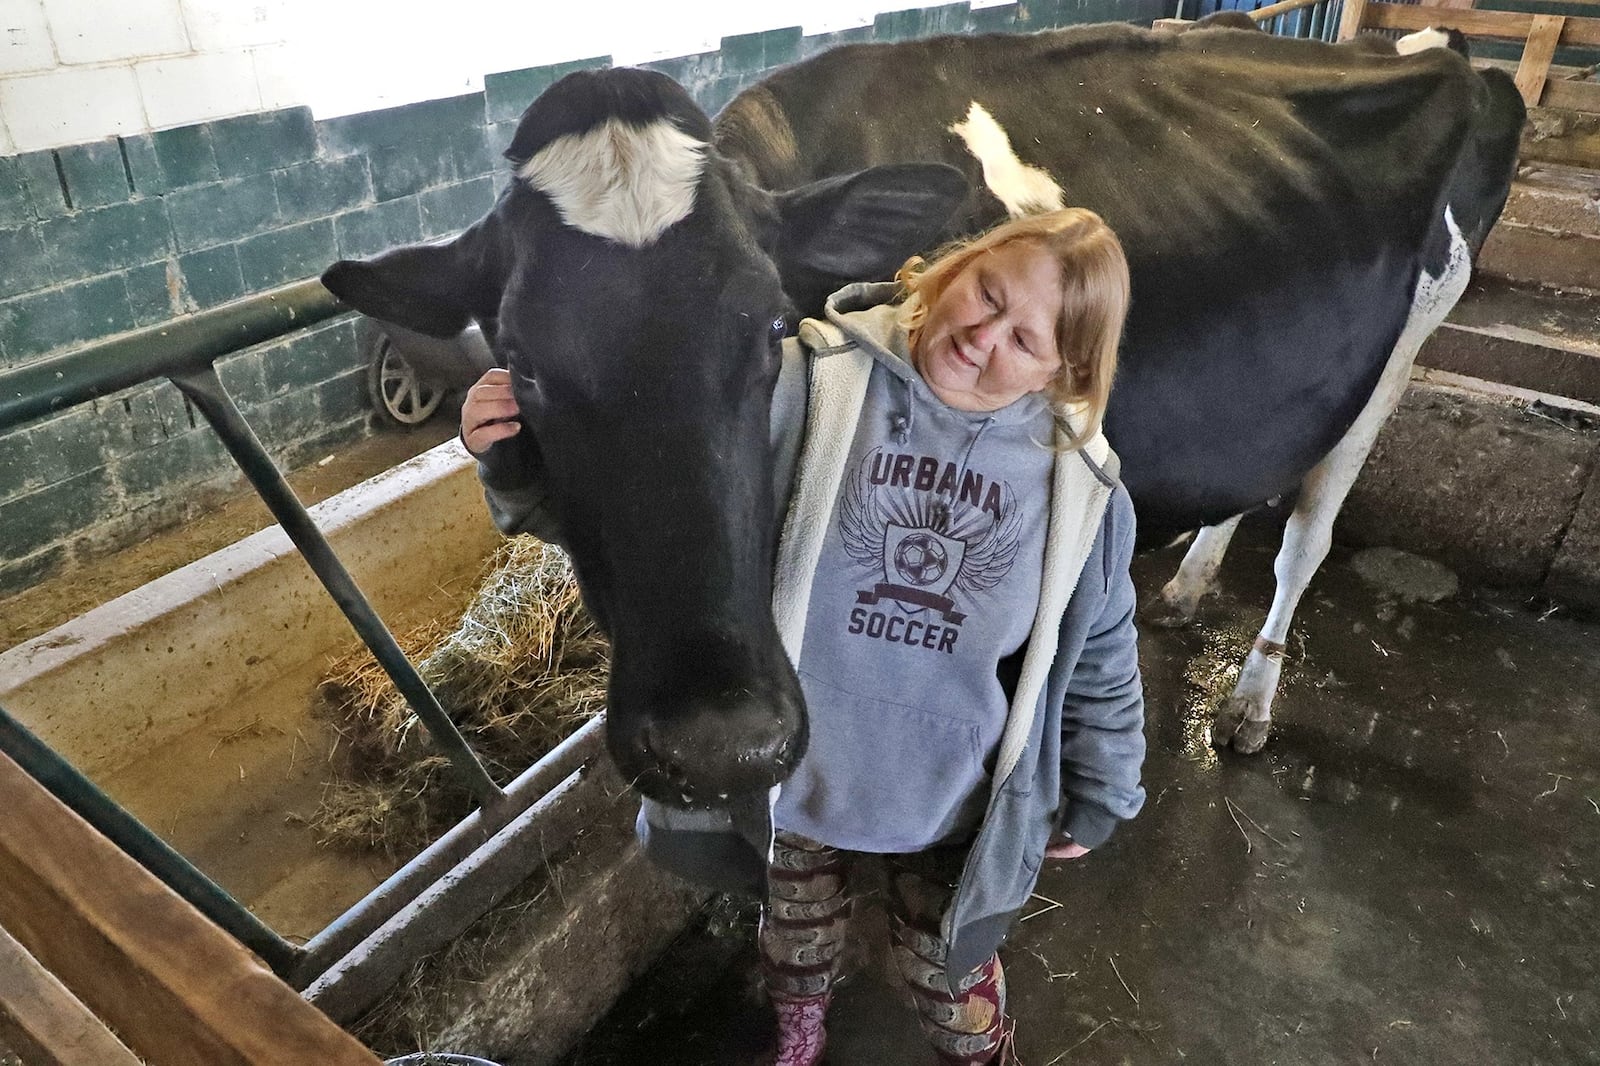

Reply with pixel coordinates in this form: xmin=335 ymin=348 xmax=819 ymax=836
xmin=516 ymin=118 xmax=707 ymax=247
xmin=1395 ymin=27 xmax=1450 ymax=55
xmin=948 ymin=102 xmax=1064 ymax=219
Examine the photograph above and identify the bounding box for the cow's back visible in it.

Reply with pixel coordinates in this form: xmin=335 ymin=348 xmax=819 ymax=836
xmin=718 ymin=24 xmax=1523 ymax=538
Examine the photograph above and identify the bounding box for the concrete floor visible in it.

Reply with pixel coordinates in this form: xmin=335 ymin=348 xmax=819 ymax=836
xmin=561 ymin=521 xmax=1600 ymax=1066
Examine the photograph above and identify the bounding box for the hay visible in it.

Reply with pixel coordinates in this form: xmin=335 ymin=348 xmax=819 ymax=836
xmin=312 ymin=536 xmax=608 ymax=854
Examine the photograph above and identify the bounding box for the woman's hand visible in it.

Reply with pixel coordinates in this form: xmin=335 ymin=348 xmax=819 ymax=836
xmin=1044 ymin=837 xmax=1089 ymax=860
xmin=461 ymin=368 xmax=523 ymax=457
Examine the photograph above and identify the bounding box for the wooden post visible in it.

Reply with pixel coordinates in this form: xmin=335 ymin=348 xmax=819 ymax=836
xmin=0 ymin=750 xmax=385 ymax=1066
xmin=0 ymin=925 xmax=143 ymax=1066
xmin=1516 ymin=15 xmax=1568 ymax=107
xmin=1338 ymin=0 xmax=1371 ymax=40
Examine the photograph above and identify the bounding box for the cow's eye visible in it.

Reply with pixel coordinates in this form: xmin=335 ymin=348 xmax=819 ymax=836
xmin=770 ymin=315 xmax=787 ymax=336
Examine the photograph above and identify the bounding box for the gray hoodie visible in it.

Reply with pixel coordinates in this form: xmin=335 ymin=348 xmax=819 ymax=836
xmin=478 ymin=281 xmax=1146 ymax=981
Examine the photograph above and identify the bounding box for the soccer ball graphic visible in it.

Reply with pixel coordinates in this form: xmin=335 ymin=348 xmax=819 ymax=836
xmin=893 ymin=532 xmax=949 ymax=586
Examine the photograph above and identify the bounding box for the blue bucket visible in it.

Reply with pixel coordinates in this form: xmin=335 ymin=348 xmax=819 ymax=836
xmin=384 ymin=1056 xmax=503 ymax=1066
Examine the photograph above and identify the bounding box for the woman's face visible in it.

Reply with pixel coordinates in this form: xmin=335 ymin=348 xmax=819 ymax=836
xmin=911 ymin=239 xmax=1064 ymax=413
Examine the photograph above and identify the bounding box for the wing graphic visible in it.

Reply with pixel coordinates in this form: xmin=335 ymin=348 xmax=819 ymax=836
xmin=954 ymin=481 xmax=1022 ymax=593
xmin=838 ymin=451 xmax=889 ymax=569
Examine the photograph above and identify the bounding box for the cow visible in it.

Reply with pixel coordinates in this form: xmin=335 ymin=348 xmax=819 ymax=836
xmin=323 ymin=70 xmax=969 ymax=805
xmin=707 ymin=20 xmax=1523 ymax=752
xmin=321 ymin=21 xmax=1524 ymax=808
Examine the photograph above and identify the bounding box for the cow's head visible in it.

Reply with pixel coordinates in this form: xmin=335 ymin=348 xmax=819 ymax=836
xmin=323 ymin=68 xmax=966 ymax=807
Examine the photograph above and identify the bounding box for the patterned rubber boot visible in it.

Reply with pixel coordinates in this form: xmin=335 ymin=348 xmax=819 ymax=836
xmin=759 ymin=833 xmax=850 ymax=1066
xmin=763 ymin=990 xmax=831 ymax=1066
xmin=888 ymin=913 xmax=1010 ymax=1066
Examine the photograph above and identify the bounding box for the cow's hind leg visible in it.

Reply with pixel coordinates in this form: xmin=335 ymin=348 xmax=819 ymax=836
xmin=1153 ymin=514 xmax=1244 ymax=627
xmin=1215 ymin=210 xmax=1472 ymax=753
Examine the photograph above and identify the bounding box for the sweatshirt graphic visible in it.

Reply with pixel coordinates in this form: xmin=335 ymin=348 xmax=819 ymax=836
xmin=841 ymin=445 xmax=1022 ymax=633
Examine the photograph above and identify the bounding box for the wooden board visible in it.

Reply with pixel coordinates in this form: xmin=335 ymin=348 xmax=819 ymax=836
xmin=1338 ymin=0 xmax=1372 ymax=40
xmin=0 ymin=925 xmax=143 ymax=1066
xmin=1363 ymin=3 xmax=1600 ymax=47
xmin=1520 ymin=107 xmax=1600 ymax=170
xmin=1543 ymin=78 xmax=1600 ymax=114
xmin=0 ymin=751 xmax=384 ymax=1066
xmin=1517 ymin=15 xmax=1568 ymax=107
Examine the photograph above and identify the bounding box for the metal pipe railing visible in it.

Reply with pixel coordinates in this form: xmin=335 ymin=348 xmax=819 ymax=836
xmin=0 ymin=272 xmax=517 ymax=983
xmin=291 ymin=716 xmax=606 ymax=987
xmin=0 ymin=279 xmax=341 ymax=434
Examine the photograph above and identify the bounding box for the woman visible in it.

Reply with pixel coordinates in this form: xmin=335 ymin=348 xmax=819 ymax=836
xmin=463 ymin=208 xmax=1145 ymax=1066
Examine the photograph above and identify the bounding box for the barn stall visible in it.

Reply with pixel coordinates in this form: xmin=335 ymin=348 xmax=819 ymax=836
xmin=0 ymin=0 xmax=1593 ymax=1056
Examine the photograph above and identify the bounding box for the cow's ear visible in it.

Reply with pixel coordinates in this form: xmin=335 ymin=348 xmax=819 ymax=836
xmin=774 ymin=163 xmax=969 ymax=280
xmin=322 ymin=230 xmax=488 ymax=338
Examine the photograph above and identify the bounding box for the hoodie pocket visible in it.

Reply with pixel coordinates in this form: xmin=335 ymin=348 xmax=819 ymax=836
xmin=776 ymin=673 xmax=986 ymax=852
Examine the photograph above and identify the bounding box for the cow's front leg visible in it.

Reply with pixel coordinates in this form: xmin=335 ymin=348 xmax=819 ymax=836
xmin=1153 ymin=514 xmax=1243 ymax=627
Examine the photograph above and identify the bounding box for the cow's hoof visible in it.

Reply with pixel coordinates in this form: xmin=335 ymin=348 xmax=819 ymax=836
xmin=1212 ymin=701 xmax=1270 ymax=754
xmin=1145 ymin=592 xmax=1198 ymax=629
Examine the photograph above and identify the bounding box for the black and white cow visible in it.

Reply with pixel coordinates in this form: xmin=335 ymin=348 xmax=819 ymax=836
xmin=711 ymin=20 xmax=1524 ymax=752
xmin=324 ymin=69 xmax=968 ymax=804
xmin=322 ymin=21 xmax=1524 ymax=806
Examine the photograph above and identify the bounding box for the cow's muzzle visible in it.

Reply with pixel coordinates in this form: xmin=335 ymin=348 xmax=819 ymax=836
xmin=608 ymin=658 xmax=807 ymax=808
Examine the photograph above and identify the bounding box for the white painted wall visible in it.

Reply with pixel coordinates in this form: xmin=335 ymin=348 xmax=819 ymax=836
xmin=0 ymin=0 xmax=1008 ymax=153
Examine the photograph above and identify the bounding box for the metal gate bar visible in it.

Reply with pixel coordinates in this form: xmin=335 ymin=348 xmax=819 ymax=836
xmin=292 ymin=716 xmax=605 ymax=988
xmin=0 ymin=277 xmax=533 ymax=988
xmin=169 ymin=364 xmax=503 ymax=807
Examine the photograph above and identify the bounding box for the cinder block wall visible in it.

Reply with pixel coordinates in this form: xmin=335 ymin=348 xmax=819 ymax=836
xmin=0 ymin=0 xmax=1166 ymax=599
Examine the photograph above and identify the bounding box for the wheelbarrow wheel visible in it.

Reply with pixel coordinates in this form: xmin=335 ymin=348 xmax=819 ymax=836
xmin=365 ymin=323 xmax=446 ymax=427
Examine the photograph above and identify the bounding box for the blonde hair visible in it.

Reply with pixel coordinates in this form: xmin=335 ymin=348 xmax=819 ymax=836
xmin=896 ymin=207 xmax=1130 ymax=448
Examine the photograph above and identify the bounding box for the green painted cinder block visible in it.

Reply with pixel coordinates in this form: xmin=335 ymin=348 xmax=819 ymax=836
xmin=0 ymin=224 xmax=50 ymax=300
xmin=876 ymin=3 xmax=974 ymax=41
xmin=150 ymin=125 xmax=220 ymax=189
xmin=16 ymin=152 xmax=69 ymax=219
xmin=0 ymin=405 xmax=111 ymax=498
xmin=0 ymin=275 xmax=134 ymax=359
xmin=800 ymin=24 xmax=877 ymax=58
xmin=420 ymin=177 xmax=494 ymax=239
xmin=56 ymin=142 xmax=131 ymax=210
xmin=166 ymin=172 xmax=279 ymax=251
xmin=0 ymin=159 xmax=31 ymax=228
xmin=113 ymin=426 xmax=230 ymax=502
xmin=487 ymin=121 xmax=520 ymax=164
xmin=39 ymin=198 xmax=173 ymax=283
xmin=260 ymin=318 xmax=359 ymax=397
xmin=486 ymin=56 xmax=612 ymax=125
xmin=179 ymin=244 xmax=246 ymax=310
xmin=237 ymin=218 xmax=338 ymax=292
xmin=0 ymin=544 xmax=66 ymax=597
xmin=124 ymin=260 xmax=177 ymax=327
xmin=120 ymin=381 xmax=192 ymax=448
xmin=120 ymin=134 xmax=166 ymax=196
xmin=333 ymin=197 xmax=423 ymax=260
xmin=207 ymin=108 xmax=317 ymax=181
xmin=452 ymin=126 xmax=497 ymax=181
xmin=0 ymin=465 xmax=116 ymax=557
xmin=274 ymin=156 xmax=372 ymax=224
xmin=216 ymin=348 xmax=266 ymax=407
xmin=370 ymin=136 xmax=459 ymax=203
xmin=316 ymin=364 xmax=369 ymax=426
xmin=971 ymin=3 xmax=1020 ymax=32
xmin=319 ymin=93 xmax=488 ymax=156
xmin=720 ymin=26 xmax=803 ymax=72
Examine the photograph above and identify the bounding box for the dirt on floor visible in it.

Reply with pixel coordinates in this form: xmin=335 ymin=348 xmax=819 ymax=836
xmin=0 ymin=421 xmax=455 ymax=652
xmin=559 ymin=520 xmax=1600 ymax=1066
